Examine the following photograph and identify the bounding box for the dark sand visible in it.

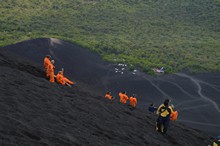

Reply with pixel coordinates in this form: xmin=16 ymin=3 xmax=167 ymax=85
xmin=0 ymin=38 xmax=219 ymax=145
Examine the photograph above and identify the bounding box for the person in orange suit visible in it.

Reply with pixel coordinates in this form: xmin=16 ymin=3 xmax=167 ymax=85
xmin=47 ymin=60 xmax=55 ymax=83
xmin=119 ymin=91 xmax=129 ymax=104
xmin=56 ymin=68 xmax=74 ymax=86
xmin=129 ymin=94 xmax=137 ymax=108
xmin=56 ymin=71 xmax=65 ymax=85
xmin=44 ymin=55 xmax=51 ymax=78
xmin=170 ymin=104 xmax=178 ymax=121
xmin=104 ymin=91 xmax=114 ymax=100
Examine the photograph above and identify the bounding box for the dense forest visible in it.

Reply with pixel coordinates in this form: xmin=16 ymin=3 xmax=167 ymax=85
xmin=0 ymin=0 xmax=220 ymax=74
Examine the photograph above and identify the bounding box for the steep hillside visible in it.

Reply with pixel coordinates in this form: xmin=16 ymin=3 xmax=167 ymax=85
xmin=2 ymin=38 xmax=220 ymax=136
xmin=0 ymin=49 xmax=212 ymax=145
xmin=0 ymin=0 xmax=220 ymax=73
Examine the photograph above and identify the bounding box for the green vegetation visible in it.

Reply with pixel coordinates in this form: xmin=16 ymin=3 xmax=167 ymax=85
xmin=0 ymin=0 xmax=220 ymax=74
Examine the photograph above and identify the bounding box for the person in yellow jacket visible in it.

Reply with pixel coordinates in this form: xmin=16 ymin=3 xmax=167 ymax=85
xmin=213 ymin=136 xmax=220 ymax=146
xmin=156 ymin=99 xmax=173 ymax=134
xmin=212 ymin=135 xmax=220 ymax=146
xmin=119 ymin=91 xmax=129 ymax=104
xmin=47 ymin=60 xmax=55 ymax=83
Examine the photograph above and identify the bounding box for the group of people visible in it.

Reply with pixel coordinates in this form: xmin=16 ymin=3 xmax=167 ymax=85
xmin=104 ymin=91 xmax=137 ymax=109
xmin=44 ymin=55 xmax=219 ymax=140
xmin=43 ymin=55 xmax=74 ymax=86
xmin=43 ymin=54 xmax=220 ymax=142
xmin=104 ymin=90 xmax=177 ymax=134
xmin=148 ymin=99 xmax=178 ymax=135
xmin=45 ymin=53 xmax=176 ymax=135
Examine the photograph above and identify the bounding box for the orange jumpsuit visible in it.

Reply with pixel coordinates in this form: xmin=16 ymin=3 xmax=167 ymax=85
xmin=105 ymin=93 xmax=113 ymax=100
xmin=56 ymin=72 xmax=65 ymax=85
xmin=129 ymin=96 xmax=137 ymax=107
xmin=47 ymin=63 xmax=55 ymax=83
xmin=64 ymin=77 xmax=74 ymax=85
xmin=170 ymin=110 xmax=178 ymax=121
xmin=56 ymin=72 xmax=74 ymax=85
xmin=119 ymin=92 xmax=129 ymax=104
xmin=44 ymin=57 xmax=51 ymax=77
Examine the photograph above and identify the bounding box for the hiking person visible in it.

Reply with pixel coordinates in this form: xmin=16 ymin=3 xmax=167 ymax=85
xmin=119 ymin=91 xmax=129 ymax=104
xmin=156 ymin=99 xmax=173 ymax=134
xmin=44 ymin=55 xmax=51 ymax=78
xmin=129 ymin=94 xmax=137 ymax=108
xmin=170 ymin=104 xmax=178 ymax=121
xmin=213 ymin=135 xmax=220 ymax=146
xmin=56 ymin=68 xmax=74 ymax=86
xmin=148 ymin=103 xmax=157 ymax=113
xmin=47 ymin=60 xmax=55 ymax=83
xmin=104 ymin=91 xmax=114 ymax=100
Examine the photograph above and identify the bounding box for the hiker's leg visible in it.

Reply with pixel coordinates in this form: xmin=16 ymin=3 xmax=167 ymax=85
xmin=163 ymin=117 xmax=170 ymax=134
xmin=157 ymin=116 xmax=163 ymax=132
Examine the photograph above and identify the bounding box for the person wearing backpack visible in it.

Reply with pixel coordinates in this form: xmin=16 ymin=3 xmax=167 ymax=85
xmin=213 ymin=135 xmax=220 ymax=146
xmin=156 ymin=99 xmax=173 ymax=134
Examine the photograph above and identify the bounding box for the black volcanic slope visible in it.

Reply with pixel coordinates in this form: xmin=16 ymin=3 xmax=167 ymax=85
xmin=2 ymin=38 xmax=220 ymax=136
xmin=0 ymin=49 xmax=212 ymax=146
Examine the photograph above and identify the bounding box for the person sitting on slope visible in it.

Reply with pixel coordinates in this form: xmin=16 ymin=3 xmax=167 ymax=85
xmin=56 ymin=68 xmax=74 ymax=86
xmin=104 ymin=91 xmax=114 ymax=100
xmin=148 ymin=103 xmax=157 ymax=113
